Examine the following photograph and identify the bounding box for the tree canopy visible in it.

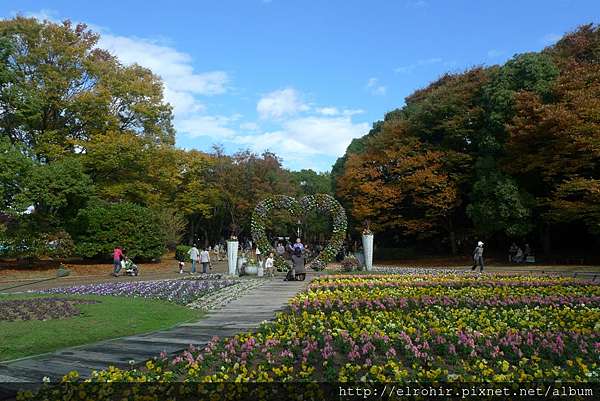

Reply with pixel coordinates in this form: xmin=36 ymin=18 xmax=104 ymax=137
xmin=0 ymin=17 xmax=324 ymax=260
xmin=334 ymin=24 xmax=600 ymax=256
xmin=2 ymin=17 xmax=598 ymax=261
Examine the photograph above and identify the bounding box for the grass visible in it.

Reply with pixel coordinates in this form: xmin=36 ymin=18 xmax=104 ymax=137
xmin=0 ymin=293 xmax=204 ymax=362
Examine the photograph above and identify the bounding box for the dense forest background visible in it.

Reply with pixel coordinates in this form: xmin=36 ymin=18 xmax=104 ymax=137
xmin=333 ymin=24 xmax=600 ymax=262
xmin=1 ymin=17 xmax=598 ymax=262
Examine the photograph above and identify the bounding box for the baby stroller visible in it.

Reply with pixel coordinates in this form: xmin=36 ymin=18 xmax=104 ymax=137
xmin=121 ymin=257 xmax=139 ymax=276
xmin=284 ymin=267 xmax=296 ymax=281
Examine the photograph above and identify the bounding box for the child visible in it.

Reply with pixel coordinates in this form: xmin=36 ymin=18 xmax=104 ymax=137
xmin=178 ymin=261 xmax=185 ymax=274
xmin=265 ymin=252 xmax=275 ymax=278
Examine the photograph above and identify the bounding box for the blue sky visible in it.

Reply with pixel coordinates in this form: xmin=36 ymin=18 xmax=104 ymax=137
xmin=2 ymin=0 xmax=599 ymax=171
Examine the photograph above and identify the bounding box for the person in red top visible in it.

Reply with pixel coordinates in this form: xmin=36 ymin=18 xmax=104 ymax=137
xmin=112 ymin=246 xmax=123 ymax=276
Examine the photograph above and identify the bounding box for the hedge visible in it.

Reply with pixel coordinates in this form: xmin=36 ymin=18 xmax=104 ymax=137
xmin=73 ymin=202 xmax=167 ymax=260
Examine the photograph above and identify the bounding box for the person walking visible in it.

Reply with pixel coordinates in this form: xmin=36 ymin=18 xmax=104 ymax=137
xmin=471 ymin=241 xmax=485 ymax=272
xmin=200 ymin=247 xmax=211 ymax=273
xmin=111 ymin=246 xmax=123 ymax=277
xmin=188 ymin=244 xmax=200 ymax=274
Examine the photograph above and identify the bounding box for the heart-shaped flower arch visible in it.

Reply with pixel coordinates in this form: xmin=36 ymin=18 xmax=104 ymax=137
xmin=251 ymin=194 xmax=347 ymax=271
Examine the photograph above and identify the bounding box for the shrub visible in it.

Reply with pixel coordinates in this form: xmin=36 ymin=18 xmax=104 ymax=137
xmin=73 ymin=202 xmax=167 ymax=260
xmin=175 ymin=245 xmax=191 ymax=262
xmin=341 ymin=255 xmax=360 ymax=272
xmin=46 ymin=230 xmax=75 ymax=259
xmin=0 ymin=224 xmax=75 ymax=261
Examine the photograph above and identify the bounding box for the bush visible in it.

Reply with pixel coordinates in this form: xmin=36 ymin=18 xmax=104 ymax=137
xmin=175 ymin=245 xmax=191 ymax=262
xmin=46 ymin=230 xmax=75 ymax=259
xmin=73 ymin=202 xmax=167 ymax=260
xmin=0 ymin=225 xmax=74 ymax=261
xmin=341 ymin=255 xmax=360 ymax=272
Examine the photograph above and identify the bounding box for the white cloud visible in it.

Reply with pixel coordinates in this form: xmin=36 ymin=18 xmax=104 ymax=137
xmin=366 ymin=78 xmax=386 ymax=95
xmin=316 ymin=107 xmax=364 ymax=116
xmin=541 ymin=33 xmax=562 ymax=46
xmin=98 ymin=35 xmax=229 ymax=117
xmin=176 ymin=115 xmax=236 ymax=138
xmin=342 ymin=108 xmax=365 ymax=116
xmin=234 ymin=116 xmax=369 ymax=159
xmin=240 ymin=122 xmax=260 ymax=131
xmin=316 ymin=107 xmax=339 ymax=116
xmin=257 ymin=88 xmax=309 ymax=119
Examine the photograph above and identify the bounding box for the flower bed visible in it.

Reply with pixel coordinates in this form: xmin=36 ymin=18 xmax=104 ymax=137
xmin=33 ymin=278 xmax=237 ymax=305
xmin=0 ymin=298 xmax=99 ymax=321
xmin=23 ymin=273 xmax=600 ymax=400
xmin=371 ymin=266 xmax=460 ymax=275
xmin=187 ymin=279 xmax=265 ymax=311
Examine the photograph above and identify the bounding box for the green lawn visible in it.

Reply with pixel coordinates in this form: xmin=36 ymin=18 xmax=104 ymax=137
xmin=0 ymin=294 xmax=204 ymax=362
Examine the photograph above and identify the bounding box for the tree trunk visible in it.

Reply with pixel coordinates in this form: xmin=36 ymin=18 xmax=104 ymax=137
xmin=202 ymin=227 xmax=209 ymax=248
xmin=541 ymin=223 xmax=552 ymax=254
xmin=449 ymin=230 xmax=457 ymax=255
xmin=447 ymin=217 xmax=457 ymax=255
xmin=188 ymin=219 xmax=195 ymax=245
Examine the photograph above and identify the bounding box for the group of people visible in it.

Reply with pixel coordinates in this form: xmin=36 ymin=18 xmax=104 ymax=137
xmin=181 ymin=244 xmax=212 ymax=274
xmin=508 ymin=242 xmax=533 ymax=263
xmin=274 ymin=239 xmax=323 ymax=261
xmin=111 ymin=246 xmax=139 ymax=277
xmin=470 ymin=240 xmax=536 ymax=273
xmin=255 ymin=238 xmax=307 ymax=281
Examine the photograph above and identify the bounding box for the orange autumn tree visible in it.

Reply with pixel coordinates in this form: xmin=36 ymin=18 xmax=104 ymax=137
xmin=506 ymin=51 xmax=600 ymax=236
xmin=336 ymin=119 xmax=462 ymax=253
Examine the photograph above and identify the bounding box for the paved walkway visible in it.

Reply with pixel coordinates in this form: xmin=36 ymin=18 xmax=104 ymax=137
xmin=0 ymin=278 xmax=308 ymax=399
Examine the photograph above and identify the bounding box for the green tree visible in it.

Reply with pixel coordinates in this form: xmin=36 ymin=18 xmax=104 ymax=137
xmin=0 ymin=136 xmax=34 ymax=214
xmin=18 ymin=157 xmax=94 ymax=229
xmin=292 ymin=169 xmax=332 ymax=196
xmin=73 ymin=201 xmax=167 ymax=260
xmin=0 ymin=17 xmax=174 ymax=161
xmin=467 ymin=158 xmax=532 ymax=237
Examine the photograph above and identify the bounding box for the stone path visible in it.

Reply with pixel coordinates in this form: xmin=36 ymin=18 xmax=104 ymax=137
xmin=0 ymin=278 xmax=308 ymax=399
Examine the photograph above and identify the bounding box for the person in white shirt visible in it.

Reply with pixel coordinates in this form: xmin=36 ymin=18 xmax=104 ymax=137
xmin=265 ymin=252 xmax=275 ymax=278
xmin=200 ymin=247 xmax=211 ymax=273
xmin=188 ymin=244 xmax=200 ymax=274
xmin=255 ymin=245 xmax=262 ymax=267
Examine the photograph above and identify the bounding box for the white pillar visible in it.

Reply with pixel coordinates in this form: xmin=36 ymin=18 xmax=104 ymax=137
xmin=362 ymin=234 xmax=374 ymax=271
xmin=227 ymin=240 xmax=239 ymax=276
